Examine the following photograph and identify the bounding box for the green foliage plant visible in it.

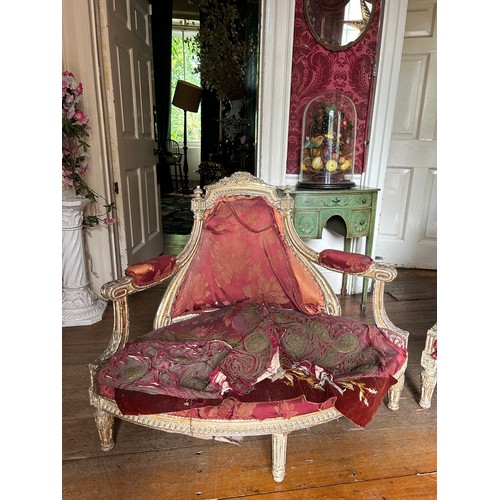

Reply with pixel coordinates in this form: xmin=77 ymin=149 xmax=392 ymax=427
xmin=189 ymin=0 xmax=255 ymax=103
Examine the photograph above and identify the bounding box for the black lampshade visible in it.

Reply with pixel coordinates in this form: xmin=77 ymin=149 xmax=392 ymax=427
xmin=172 ymin=80 xmax=202 ymax=113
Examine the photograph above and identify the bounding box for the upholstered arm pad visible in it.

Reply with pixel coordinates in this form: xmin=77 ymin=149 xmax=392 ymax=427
xmin=100 ymin=255 xmax=178 ymax=301
xmin=97 ymin=255 xmax=178 ymax=363
xmin=317 ymin=254 xmax=405 ymax=345
xmin=318 ymin=249 xmax=373 ymax=274
xmin=125 ymin=255 xmax=177 ymax=287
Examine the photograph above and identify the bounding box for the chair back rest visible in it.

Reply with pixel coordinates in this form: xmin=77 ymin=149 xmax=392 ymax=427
xmin=154 ymin=172 xmax=340 ymax=327
xmin=165 ymin=139 xmax=180 ymax=156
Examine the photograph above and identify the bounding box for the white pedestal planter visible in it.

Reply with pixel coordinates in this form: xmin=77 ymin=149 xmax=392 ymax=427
xmin=62 ymin=197 xmax=107 ymax=327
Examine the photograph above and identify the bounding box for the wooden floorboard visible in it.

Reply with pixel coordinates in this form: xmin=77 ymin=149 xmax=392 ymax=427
xmin=62 ymin=426 xmax=436 ymax=499
xmin=62 ymin=266 xmax=437 ymax=499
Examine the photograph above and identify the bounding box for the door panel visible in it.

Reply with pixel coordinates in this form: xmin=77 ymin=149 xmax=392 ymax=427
xmin=100 ymin=0 xmax=163 ymax=267
xmin=375 ymin=0 xmax=436 ymax=269
xmin=392 ymin=56 xmax=427 ymax=138
xmin=378 ymin=167 xmax=411 ymax=240
xmin=126 ymin=171 xmax=144 ymax=254
xmin=421 ymin=168 xmax=437 ymax=241
xmin=134 ymin=0 xmax=150 ymax=40
xmin=377 ymin=166 xmax=436 ymax=268
xmin=137 ymin=56 xmax=153 ymax=137
xmin=145 ymin=165 xmax=161 ymax=241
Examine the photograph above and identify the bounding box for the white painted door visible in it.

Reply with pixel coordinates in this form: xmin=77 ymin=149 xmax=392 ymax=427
xmin=99 ymin=0 xmax=163 ymax=267
xmin=375 ymin=0 xmax=436 ymax=269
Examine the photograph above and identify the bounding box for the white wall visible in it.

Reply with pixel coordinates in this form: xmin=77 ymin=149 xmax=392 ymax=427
xmin=186 ymin=142 xmax=201 ymax=182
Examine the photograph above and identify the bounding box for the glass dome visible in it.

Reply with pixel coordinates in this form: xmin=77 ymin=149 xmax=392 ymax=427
xmin=297 ymin=90 xmax=356 ymax=189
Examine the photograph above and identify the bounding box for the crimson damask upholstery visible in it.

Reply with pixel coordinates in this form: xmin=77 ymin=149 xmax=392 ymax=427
xmin=90 ymin=173 xmax=409 ymax=482
xmin=318 ymin=248 xmax=373 ymax=274
xmin=98 ymin=196 xmax=405 ymax=428
xmin=287 ymin=0 xmax=381 ymax=174
xmin=171 ymin=197 xmax=326 ymax=316
xmin=98 ymin=302 xmax=405 ymax=428
xmin=125 ymin=255 xmax=177 ymax=287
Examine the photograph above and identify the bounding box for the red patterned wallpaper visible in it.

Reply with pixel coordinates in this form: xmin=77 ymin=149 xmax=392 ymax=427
xmin=286 ymin=0 xmax=381 ymax=174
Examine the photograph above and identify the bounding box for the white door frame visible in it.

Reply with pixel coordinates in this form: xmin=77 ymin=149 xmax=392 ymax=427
xmin=362 ymin=0 xmax=409 ymax=255
xmin=256 ymin=0 xmax=296 ymax=186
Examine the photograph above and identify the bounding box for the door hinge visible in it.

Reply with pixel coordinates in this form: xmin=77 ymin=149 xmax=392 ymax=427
xmin=114 ymin=182 xmax=119 ymax=195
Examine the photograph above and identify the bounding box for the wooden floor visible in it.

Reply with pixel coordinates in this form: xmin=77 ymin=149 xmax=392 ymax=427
xmin=62 ymin=261 xmax=437 ymax=499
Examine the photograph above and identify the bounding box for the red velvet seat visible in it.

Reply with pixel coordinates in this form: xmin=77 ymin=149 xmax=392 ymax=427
xmin=89 ymin=172 xmax=409 ymax=482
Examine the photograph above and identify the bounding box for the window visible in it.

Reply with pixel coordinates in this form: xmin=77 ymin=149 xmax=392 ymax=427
xmin=171 ymin=19 xmax=201 ymax=143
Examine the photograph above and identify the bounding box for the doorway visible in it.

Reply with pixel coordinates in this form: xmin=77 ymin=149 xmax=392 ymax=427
xmin=151 ymin=0 xmax=259 ymax=198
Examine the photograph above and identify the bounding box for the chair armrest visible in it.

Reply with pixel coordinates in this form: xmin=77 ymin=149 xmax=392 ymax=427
xmin=94 ymin=255 xmax=178 ymax=370
xmin=363 ymin=262 xmax=409 ymax=349
xmin=316 ymin=250 xmax=408 ymax=348
xmin=99 ymin=255 xmax=177 ymax=305
xmin=318 ymin=249 xmax=373 ymax=274
xmin=124 ymin=254 xmax=177 ymax=287
xmin=316 ymin=249 xmax=397 ymax=283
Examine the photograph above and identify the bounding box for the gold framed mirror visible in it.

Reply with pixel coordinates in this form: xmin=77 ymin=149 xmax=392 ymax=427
xmin=304 ymin=0 xmax=375 ymax=51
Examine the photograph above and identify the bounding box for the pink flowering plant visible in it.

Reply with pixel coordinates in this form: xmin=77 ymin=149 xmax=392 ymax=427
xmin=62 ymin=71 xmax=115 ymax=227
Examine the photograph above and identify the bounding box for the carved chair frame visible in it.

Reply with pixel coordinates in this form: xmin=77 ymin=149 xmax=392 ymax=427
xmin=89 ymin=172 xmax=409 ymax=482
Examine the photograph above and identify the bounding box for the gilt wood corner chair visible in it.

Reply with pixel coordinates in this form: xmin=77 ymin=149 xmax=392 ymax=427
xmin=89 ymin=172 xmax=409 ymax=483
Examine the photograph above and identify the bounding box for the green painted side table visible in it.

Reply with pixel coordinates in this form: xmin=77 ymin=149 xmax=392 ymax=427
xmin=290 ymin=187 xmax=380 ymax=310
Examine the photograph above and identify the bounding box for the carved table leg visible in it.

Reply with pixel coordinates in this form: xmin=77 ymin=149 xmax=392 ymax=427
xmin=419 ymin=368 xmax=437 ymax=409
xmin=387 ymin=373 xmax=405 ymax=411
xmin=272 ymin=433 xmax=288 ymax=483
xmin=95 ymin=410 xmax=115 ymax=451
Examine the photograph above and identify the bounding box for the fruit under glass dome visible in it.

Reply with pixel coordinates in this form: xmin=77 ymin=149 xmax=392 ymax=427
xmin=297 ymin=90 xmax=356 ymax=189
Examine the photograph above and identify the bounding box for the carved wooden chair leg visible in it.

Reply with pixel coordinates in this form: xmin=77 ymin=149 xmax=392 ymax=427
xmin=419 ymin=323 xmax=437 ymax=409
xmin=95 ymin=410 xmax=115 ymax=451
xmin=272 ymin=433 xmax=288 ymax=483
xmin=386 ymin=371 xmax=405 ymax=411
xmin=419 ymin=367 xmax=437 ymax=409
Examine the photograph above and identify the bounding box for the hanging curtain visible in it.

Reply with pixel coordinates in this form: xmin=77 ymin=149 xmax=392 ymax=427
xmin=151 ymin=0 xmax=174 ymax=193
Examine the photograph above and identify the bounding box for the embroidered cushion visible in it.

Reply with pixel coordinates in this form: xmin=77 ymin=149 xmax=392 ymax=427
xmin=98 ymin=303 xmax=271 ymax=399
xmin=98 ymin=303 xmax=406 ymax=427
xmin=270 ymin=307 xmax=404 ymax=380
